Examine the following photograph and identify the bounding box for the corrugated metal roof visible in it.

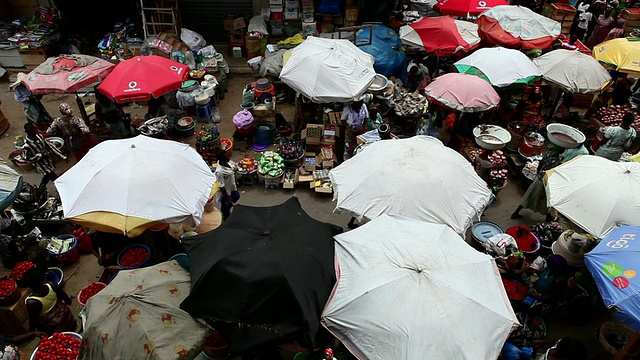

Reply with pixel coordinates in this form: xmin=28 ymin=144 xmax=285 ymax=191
xmin=179 ymin=0 xmax=254 ymax=42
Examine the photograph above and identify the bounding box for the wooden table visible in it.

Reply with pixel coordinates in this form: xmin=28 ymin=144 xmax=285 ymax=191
xmin=168 ymin=208 xmax=222 ymax=239
xmin=0 ymin=287 xmax=31 ymax=336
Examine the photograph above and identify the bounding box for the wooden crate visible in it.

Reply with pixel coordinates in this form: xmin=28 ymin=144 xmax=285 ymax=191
xmin=19 ymin=46 xmax=48 ymax=67
xmin=544 ymin=3 xmax=576 ymax=22
xmin=573 ymin=93 xmax=595 ymax=108
xmin=0 ymin=288 xmax=31 ymax=336
xmin=0 ymin=109 xmax=10 ymax=136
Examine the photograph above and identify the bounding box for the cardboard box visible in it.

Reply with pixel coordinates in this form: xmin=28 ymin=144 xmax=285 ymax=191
xmin=286 ymin=0 xmax=300 ymax=8
xmin=302 ymin=124 xmax=324 ymax=145
xmin=303 ymin=152 xmax=318 ymax=171
xmin=301 ymin=0 xmax=314 ymax=12
xmin=325 ymin=111 xmax=342 ymax=125
xmin=233 ymin=17 xmax=246 ymax=30
xmin=0 ymin=109 xmax=9 ymax=135
xmin=232 ymin=47 xmax=243 ymax=58
xmin=285 ymin=8 xmax=299 ymax=20
xmin=18 ymin=46 xmax=48 ymax=67
xmin=318 ymin=152 xmax=336 ymax=169
xmin=282 ymin=168 xmax=299 ymax=189
xmin=270 ymin=0 xmax=284 ymax=4
xmin=345 ymin=7 xmax=358 ymax=22
xmin=224 ymin=16 xmax=235 ymax=31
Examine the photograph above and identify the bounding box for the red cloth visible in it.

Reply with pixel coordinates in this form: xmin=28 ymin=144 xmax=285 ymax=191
xmin=435 ymin=0 xmax=508 ymax=17
xmin=97 ymin=55 xmax=189 ymax=103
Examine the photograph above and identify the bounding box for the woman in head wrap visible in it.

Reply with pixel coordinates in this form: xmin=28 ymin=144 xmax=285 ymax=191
xmin=47 ymin=103 xmax=98 ymax=161
xmin=528 ymin=254 xmax=570 ymax=303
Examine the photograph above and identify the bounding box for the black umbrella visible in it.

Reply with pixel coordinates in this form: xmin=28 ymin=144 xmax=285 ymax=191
xmin=180 ymin=197 xmax=342 ymax=354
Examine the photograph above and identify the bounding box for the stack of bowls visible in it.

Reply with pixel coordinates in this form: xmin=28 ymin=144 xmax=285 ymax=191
xmin=175 ymin=116 xmax=196 ymax=138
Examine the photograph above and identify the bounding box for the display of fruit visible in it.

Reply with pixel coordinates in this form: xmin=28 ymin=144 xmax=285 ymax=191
xmin=502 ymin=278 xmax=527 ymax=301
xmin=10 ymin=261 xmax=36 ymax=280
xmin=33 ymin=332 xmax=81 ymax=360
xmin=597 ymin=104 xmax=640 ymax=128
xmin=237 ymin=156 xmax=257 ymax=173
xmin=486 ymin=150 xmax=506 ymax=166
xmin=205 ymin=331 xmax=228 ymax=349
xmin=258 ymin=151 xmax=285 ymax=178
xmin=78 ymin=282 xmax=107 ymax=305
xmin=0 ymin=279 xmax=17 ymax=298
xmin=119 ymin=247 xmax=149 ymax=268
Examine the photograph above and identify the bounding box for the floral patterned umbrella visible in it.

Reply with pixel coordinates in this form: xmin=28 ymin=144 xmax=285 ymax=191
xmin=79 ymin=261 xmax=210 ymax=360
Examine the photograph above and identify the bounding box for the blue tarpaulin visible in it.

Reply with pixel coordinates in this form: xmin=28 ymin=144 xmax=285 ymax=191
xmin=585 ymin=225 xmax=640 ymax=331
xmin=356 ymin=24 xmax=408 ymax=82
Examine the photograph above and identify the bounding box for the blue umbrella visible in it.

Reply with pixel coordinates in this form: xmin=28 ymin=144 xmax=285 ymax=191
xmin=585 ymin=225 xmax=640 ymax=331
xmin=0 ymin=161 xmax=23 ymax=211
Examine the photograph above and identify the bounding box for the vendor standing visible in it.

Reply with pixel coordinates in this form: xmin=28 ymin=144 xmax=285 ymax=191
xmin=47 ymin=103 xmax=98 ymax=161
xmin=9 ymin=72 xmax=53 ymax=128
xmin=341 ymin=99 xmax=369 ymax=160
xmin=214 ymin=148 xmax=239 ymax=221
xmin=595 ymin=112 xmax=636 ymax=161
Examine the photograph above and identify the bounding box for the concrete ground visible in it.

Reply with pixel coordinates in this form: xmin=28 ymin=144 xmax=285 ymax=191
xmin=0 ymin=68 xmax=613 ymax=358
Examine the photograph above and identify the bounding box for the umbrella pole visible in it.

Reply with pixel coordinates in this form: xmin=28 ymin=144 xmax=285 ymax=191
xmin=75 ymin=93 xmax=90 ymax=124
xmin=547 ymin=89 xmax=563 ymax=122
xmin=615 ymin=333 xmax=640 ymax=360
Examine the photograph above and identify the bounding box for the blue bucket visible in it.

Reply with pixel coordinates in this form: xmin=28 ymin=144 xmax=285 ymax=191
xmin=471 ymin=221 xmax=503 ymax=245
xmin=254 ymin=122 xmax=275 ymax=145
xmin=117 ymin=244 xmax=152 ymax=270
xmin=169 ymin=253 xmax=190 ymax=271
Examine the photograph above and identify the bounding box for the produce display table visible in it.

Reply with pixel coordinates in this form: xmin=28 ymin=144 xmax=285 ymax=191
xmin=0 ymin=287 xmax=31 ymax=336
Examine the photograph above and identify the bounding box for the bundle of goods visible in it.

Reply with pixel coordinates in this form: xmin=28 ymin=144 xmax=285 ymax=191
xmin=12 ymin=183 xmax=48 ymax=214
xmin=502 ymin=278 xmax=527 ymax=301
xmin=531 ymin=222 xmax=564 ymax=249
xmin=473 ymin=149 xmax=507 ymax=169
xmin=10 ymin=261 xmax=35 ymax=280
xmin=195 ymin=125 xmax=221 ymax=143
xmin=506 ymin=224 xmax=540 ymax=253
xmin=46 ymin=235 xmax=75 ymax=255
xmin=393 ymin=88 xmax=427 ymax=117
xmin=236 ymin=156 xmax=258 ymax=173
xmin=284 ymin=169 xmax=297 ymax=184
xmin=486 ymin=150 xmax=507 ymax=166
xmin=522 ymin=161 xmax=539 ymax=180
xmin=313 ymin=169 xmax=332 ymax=189
xmin=597 ymin=104 xmax=640 ymax=128
xmin=489 ymin=169 xmax=508 ymax=187
xmin=278 ymin=138 xmax=305 ymax=161
xmin=32 ymin=332 xmax=81 ymax=360
xmin=320 ymin=146 xmax=334 ymax=162
xmin=258 ymin=151 xmax=285 ymax=178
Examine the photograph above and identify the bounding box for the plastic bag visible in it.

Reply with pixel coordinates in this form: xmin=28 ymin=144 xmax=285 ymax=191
xmin=180 ymin=28 xmax=206 ymax=50
xmin=72 ymin=227 xmax=93 ymax=254
xmin=319 ymin=0 xmax=343 ymax=14
xmin=501 ymin=342 xmax=534 ymax=360
xmin=483 ymin=233 xmax=517 ymax=258
xmin=248 ymin=15 xmax=269 ymax=35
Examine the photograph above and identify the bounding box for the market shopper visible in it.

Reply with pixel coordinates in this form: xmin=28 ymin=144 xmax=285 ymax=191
xmin=47 ymin=102 xmax=98 ymax=161
xmin=341 ymin=99 xmax=369 ymax=160
xmin=561 ymin=141 xmax=589 ymax=162
xmin=605 ymin=17 xmax=626 ymax=41
xmin=21 ymin=267 xmax=77 ymax=335
xmin=406 ymin=56 xmax=431 ymax=95
xmin=214 ymin=148 xmax=239 ymax=221
xmin=9 ymin=72 xmax=53 ymax=128
xmin=595 ymin=112 xmax=637 ymax=161
xmin=527 ymin=254 xmax=569 ymax=303
xmin=22 ymin=123 xmax=67 ymax=187
xmin=552 ymin=93 xmax=574 ymax=124
xmin=0 ymin=331 xmax=48 ymax=360
xmin=95 ymin=86 xmax=130 ymax=138
xmin=586 ymin=7 xmax=615 ymax=47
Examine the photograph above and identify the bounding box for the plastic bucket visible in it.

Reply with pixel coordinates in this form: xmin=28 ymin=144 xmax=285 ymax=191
xmin=47 ymin=235 xmax=80 ymax=267
xmin=254 ymin=122 xmax=275 ymax=145
xmin=45 ymin=267 xmax=63 ymax=285
xmin=506 ymin=121 xmax=525 ymax=151
xmin=169 ymin=253 xmax=190 ymax=271
xmin=117 ymin=244 xmax=152 ymax=270
xmin=174 ymin=121 xmax=196 ymax=138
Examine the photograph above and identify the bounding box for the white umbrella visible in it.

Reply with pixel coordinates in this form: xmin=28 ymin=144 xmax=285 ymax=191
xmin=322 ymin=215 xmax=519 ymax=360
xmin=544 ymin=155 xmax=640 ymax=239
xmin=533 ymin=49 xmax=612 ymax=94
xmin=279 ymin=36 xmax=376 ymax=103
xmin=454 ymin=47 xmax=542 ymax=87
xmin=55 ymin=135 xmax=214 ymax=236
xmin=329 ymin=136 xmax=492 ymax=235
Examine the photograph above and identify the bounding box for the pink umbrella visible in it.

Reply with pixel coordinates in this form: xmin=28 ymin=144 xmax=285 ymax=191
xmin=22 ymin=54 xmax=115 ymax=94
xmin=424 ymin=73 xmax=500 ymax=113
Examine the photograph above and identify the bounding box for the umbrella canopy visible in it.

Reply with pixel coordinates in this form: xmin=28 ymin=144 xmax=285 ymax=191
xmin=585 ymin=225 xmax=640 ymax=332
xmin=54 ymin=135 xmax=214 ymax=237
xmin=97 ymin=55 xmax=189 ymax=103
xmin=593 ymin=37 xmax=640 ymax=75
xmin=22 ymin=54 xmax=114 ymax=95
xmin=329 ymin=136 xmax=492 ymax=235
xmin=80 ymin=261 xmax=210 ymax=360
xmin=435 ymin=0 xmax=509 ymax=17
xmin=477 ymin=5 xmax=561 ymax=50
xmin=399 ymin=16 xmax=480 ymax=56
xmin=280 ymin=37 xmax=375 ymax=103
xmin=533 ymin=49 xmax=611 ymax=93
xmin=180 ymin=198 xmax=342 ymax=354
xmin=424 ymin=73 xmax=500 ymax=112
xmin=454 ymin=46 xmax=541 ymax=87
xmin=0 ymin=160 xmax=23 ymax=211
xmin=544 ymin=155 xmax=640 ymax=239
xmin=322 ymin=215 xmax=519 ymax=359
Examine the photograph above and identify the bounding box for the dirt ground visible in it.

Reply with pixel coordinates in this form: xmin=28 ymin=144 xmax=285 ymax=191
xmin=0 ymin=71 xmax=613 ymax=359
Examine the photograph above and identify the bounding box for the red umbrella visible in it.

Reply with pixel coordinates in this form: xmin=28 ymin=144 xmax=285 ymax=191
xmin=97 ymin=55 xmax=189 ymax=103
xmin=434 ymin=0 xmax=508 ymax=18
xmin=399 ymin=17 xmax=481 ymax=56
xmin=22 ymin=54 xmax=115 ymax=94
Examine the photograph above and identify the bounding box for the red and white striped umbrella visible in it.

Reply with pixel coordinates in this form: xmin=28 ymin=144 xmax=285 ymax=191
xmin=399 ymin=16 xmax=480 ymax=56
xmin=477 ymin=5 xmax=561 ymax=50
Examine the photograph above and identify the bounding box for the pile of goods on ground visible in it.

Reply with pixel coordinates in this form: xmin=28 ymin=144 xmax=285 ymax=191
xmin=10 ymin=261 xmax=36 ymax=280
xmin=522 ymin=161 xmax=539 ymax=180
xmin=195 ymin=125 xmax=220 ymax=143
xmin=284 ymin=169 xmax=297 ymax=184
xmin=258 ymin=151 xmax=285 ymax=178
xmin=393 ymin=87 xmax=427 ymax=117
xmin=236 ymin=156 xmax=257 ymax=173
xmin=33 ymin=332 xmax=81 ymax=360
xmin=597 ymin=104 xmax=640 ymax=128
xmin=506 ymin=224 xmax=539 ymax=253
xmin=78 ymin=282 xmax=107 ymax=304
xmin=489 ymin=169 xmax=508 ymax=187
xmin=278 ymin=138 xmax=305 ymax=161
xmin=119 ymin=247 xmax=149 ymax=268
xmin=531 ymin=222 xmax=564 ymax=248
xmin=502 ymin=278 xmax=527 ymax=301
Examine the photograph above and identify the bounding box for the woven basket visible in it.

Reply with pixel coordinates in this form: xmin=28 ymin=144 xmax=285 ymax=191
xmin=599 ymin=322 xmax=636 ymax=356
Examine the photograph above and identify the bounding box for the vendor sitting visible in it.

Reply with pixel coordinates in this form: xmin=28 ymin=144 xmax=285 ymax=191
xmin=367 ymin=103 xmax=384 ymax=131
xmin=341 ymin=98 xmax=369 ymax=160
xmin=91 ymin=231 xmax=130 ymax=267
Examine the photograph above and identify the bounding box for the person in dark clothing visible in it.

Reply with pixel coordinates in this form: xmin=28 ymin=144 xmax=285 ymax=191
xmin=611 ymin=77 xmax=632 ymax=106
xmin=95 ymin=86 xmax=130 ymax=138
